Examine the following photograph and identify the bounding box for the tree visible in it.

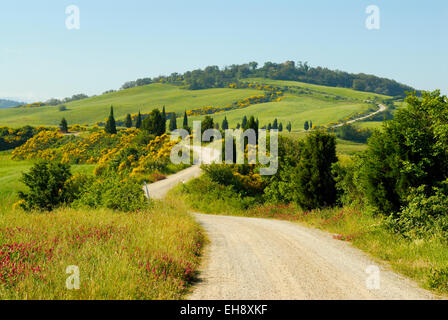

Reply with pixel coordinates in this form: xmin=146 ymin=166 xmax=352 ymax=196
xmin=279 ymin=123 xmax=283 ymax=132
xmin=267 ymin=123 xmax=272 ymax=130
xmin=169 ymin=113 xmax=177 ymax=131
xmin=136 ymin=111 xmax=142 ymax=129
xmin=359 ymin=90 xmax=448 ymax=215
xmin=201 ymin=116 xmax=214 ymax=134
xmin=183 ymin=111 xmax=188 ymax=128
xmin=242 ymin=116 xmax=247 ymax=129
xmin=142 ymin=109 xmax=165 ymax=136
xmin=18 ymin=161 xmax=74 ymax=211
xmin=60 ymin=118 xmax=68 ymax=133
xmin=286 ymin=122 xmax=292 ymax=132
xmin=273 ymin=119 xmax=278 ymax=130
xmin=124 ymin=114 xmax=133 ymax=128
xmin=105 ymin=106 xmax=117 ymax=134
xmin=309 ymin=121 xmax=313 ymax=129
xmin=162 ymin=106 xmax=167 ymax=133
xmin=292 ymin=130 xmax=338 ymax=210
xmin=222 ymin=117 xmax=229 ymax=130
xmin=304 ymin=121 xmax=309 ymax=131
xmin=236 ymin=123 xmax=241 ymax=129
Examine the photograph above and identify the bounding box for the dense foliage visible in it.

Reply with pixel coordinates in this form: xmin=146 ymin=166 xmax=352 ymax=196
xmin=359 ymin=91 xmax=448 ymax=215
xmin=0 ymin=126 xmax=37 ymax=151
xmin=18 ymin=161 xmax=75 ymax=211
xmin=121 ymin=61 xmax=414 ymax=97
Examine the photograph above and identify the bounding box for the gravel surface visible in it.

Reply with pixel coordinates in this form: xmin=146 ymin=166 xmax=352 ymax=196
xmin=188 ymin=213 xmax=436 ymax=300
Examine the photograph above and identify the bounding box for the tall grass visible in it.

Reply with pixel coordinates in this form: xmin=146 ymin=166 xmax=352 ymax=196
xmin=0 ymin=196 xmax=205 ymax=300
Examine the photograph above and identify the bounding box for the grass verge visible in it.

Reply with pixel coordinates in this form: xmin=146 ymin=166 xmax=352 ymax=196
xmin=0 ymin=195 xmax=205 ymax=300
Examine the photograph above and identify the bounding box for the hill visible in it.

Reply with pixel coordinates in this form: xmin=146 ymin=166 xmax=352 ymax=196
xmin=0 ymin=99 xmax=23 ymax=109
xmin=0 ymin=78 xmax=390 ymax=130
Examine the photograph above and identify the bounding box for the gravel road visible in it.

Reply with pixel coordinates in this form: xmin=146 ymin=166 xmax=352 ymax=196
xmin=144 ymin=143 xmax=435 ymax=300
xmin=188 ymin=213 xmax=435 ymax=300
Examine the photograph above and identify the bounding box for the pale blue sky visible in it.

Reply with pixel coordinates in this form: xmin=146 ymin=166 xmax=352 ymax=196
xmin=0 ymin=0 xmax=447 ymax=101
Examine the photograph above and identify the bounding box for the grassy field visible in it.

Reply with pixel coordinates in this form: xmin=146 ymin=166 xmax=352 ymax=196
xmin=0 ymin=79 xmax=387 ymax=131
xmin=0 ymin=197 xmax=204 ymax=300
xmin=243 ymin=78 xmax=391 ymax=101
xmin=0 ymin=84 xmax=261 ymax=127
xmin=0 ymin=151 xmax=95 ymax=209
xmin=187 ymin=95 xmax=372 ymax=131
xmin=0 ymin=151 xmax=205 ymax=299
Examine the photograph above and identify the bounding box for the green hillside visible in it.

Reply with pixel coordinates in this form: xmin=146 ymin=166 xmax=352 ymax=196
xmin=0 ymin=84 xmax=260 ymax=127
xmin=0 ymin=78 xmax=390 ymax=130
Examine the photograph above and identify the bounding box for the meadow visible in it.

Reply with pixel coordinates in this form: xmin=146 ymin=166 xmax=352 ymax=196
xmin=0 ymin=149 xmax=204 ymax=300
xmin=0 ymin=84 xmax=260 ymax=127
xmin=0 ymin=78 xmax=389 ymax=132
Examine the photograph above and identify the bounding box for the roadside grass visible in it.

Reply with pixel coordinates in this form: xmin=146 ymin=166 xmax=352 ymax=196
xmin=0 ymin=151 xmax=206 ymax=299
xmin=176 ymin=176 xmax=448 ymax=296
xmin=0 ymin=196 xmax=205 ymax=300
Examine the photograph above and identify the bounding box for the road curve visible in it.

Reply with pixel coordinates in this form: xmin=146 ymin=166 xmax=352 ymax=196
xmin=188 ymin=213 xmax=435 ymax=300
xmin=332 ymin=104 xmax=387 ymax=128
xmin=145 ymin=145 xmax=220 ymax=200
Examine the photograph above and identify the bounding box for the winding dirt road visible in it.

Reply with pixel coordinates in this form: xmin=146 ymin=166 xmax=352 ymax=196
xmin=332 ymin=104 xmax=387 ymax=128
xmin=145 ymin=143 xmax=435 ymax=300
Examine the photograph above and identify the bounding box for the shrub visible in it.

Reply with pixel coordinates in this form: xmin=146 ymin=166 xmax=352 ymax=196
xmin=291 ymin=130 xmax=338 ymax=210
xmin=73 ymin=175 xmax=148 ymax=212
xmin=387 ymin=183 xmax=448 ymax=239
xmin=359 ymin=91 xmax=448 ymax=215
xmin=18 ymin=161 xmax=74 ymax=211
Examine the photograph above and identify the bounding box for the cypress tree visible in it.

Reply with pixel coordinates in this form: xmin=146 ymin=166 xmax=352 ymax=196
xmin=105 ymin=106 xmax=117 ymax=134
xmin=60 ymin=118 xmax=68 ymax=133
xmin=136 ymin=111 xmax=142 ymax=129
xmin=169 ymin=113 xmax=177 ymax=131
xmin=183 ymin=111 xmax=188 ymax=128
xmin=273 ymin=118 xmax=278 ymax=130
xmin=222 ymin=117 xmax=229 ymax=130
xmin=279 ymin=123 xmax=283 ymax=132
xmin=162 ymin=106 xmax=167 ymax=133
xmin=287 ymin=122 xmax=292 ymax=132
xmin=124 ymin=114 xmax=132 ymax=128
xmin=142 ymin=108 xmax=165 ymax=136
xmin=304 ymin=121 xmax=309 ymax=131
xmin=242 ymin=116 xmax=247 ymax=129
xmin=309 ymin=121 xmax=313 ymax=129
xmin=267 ymin=123 xmax=272 ymax=130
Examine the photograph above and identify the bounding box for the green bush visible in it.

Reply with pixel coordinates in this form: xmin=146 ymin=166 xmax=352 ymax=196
xmin=291 ymin=130 xmax=338 ymax=210
xmin=360 ymin=91 xmax=448 ymax=215
xmin=73 ymin=175 xmax=148 ymax=212
xmin=18 ymin=161 xmax=74 ymax=211
xmin=179 ymin=176 xmax=257 ymax=214
xmin=387 ymin=183 xmax=448 ymax=239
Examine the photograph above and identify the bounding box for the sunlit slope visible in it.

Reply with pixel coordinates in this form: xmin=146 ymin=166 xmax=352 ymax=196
xmin=0 ymin=84 xmax=261 ymax=127
xmin=187 ymin=95 xmax=371 ymax=130
xmin=0 ymin=78 xmax=389 ymax=129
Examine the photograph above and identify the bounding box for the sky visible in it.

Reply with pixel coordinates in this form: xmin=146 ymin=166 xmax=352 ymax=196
xmin=0 ymin=0 xmax=447 ymax=101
